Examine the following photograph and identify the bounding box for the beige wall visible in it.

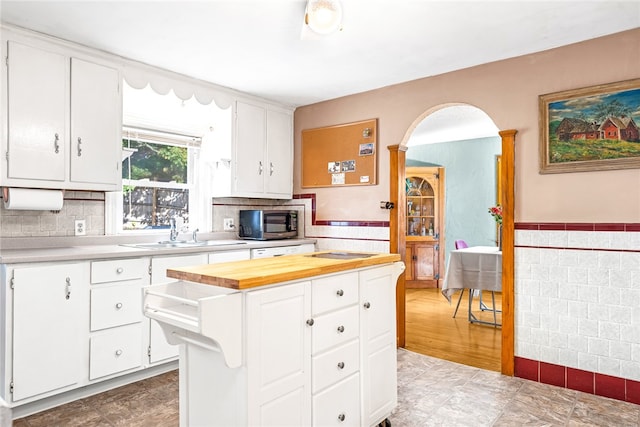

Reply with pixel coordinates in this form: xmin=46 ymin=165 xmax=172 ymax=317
xmin=293 ymin=29 xmax=640 ymax=223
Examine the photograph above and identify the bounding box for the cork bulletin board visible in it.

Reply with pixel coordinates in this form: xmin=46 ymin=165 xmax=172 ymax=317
xmin=301 ymin=118 xmax=377 ymax=188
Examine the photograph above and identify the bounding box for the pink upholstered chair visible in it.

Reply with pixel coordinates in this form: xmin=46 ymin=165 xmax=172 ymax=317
xmin=454 ymin=239 xmax=468 ymax=249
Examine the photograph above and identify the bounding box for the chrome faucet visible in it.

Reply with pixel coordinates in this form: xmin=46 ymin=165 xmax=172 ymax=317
xmin=169 ymin=217 xmax=179 ymax=241
xmin=192 ymin=228 xmax=199 ymax=242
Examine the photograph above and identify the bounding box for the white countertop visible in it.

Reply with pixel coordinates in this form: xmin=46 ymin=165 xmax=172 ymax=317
xmin=0 ymin=236 xmax=316 ymax=264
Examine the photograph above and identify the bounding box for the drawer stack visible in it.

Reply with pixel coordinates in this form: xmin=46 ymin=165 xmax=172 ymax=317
xmin=310 ymin=271 xmax=360 ymax=426
xmin=89 ymin=258 xmax=148 ymax=380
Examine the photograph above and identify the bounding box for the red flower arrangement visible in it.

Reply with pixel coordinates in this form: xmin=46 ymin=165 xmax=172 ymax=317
xmin=488 ymin=205 xmax=502 ymax=225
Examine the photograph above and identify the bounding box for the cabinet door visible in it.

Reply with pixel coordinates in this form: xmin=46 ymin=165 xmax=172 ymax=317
xmin=265 ymin=109 xmax=293 ymax=197
xmin=360 ymin=266 xmax=397 ymax=426
xmin=70 ymin=58 xmax=121 ymax=187
xmin=12 ymin=263 xmax=88 ymax=401
xmin=246 ymin=281 xmax=311 ymax=426
xmin=7 ymin=41 xmax=67 ymax=182
xmin=404 ymin=244 xmax=415 ymax=281
xmin=234 ymin=101 xmax=266 ymax=195
xmin=415 ymin=243 xmax=436 ymax=281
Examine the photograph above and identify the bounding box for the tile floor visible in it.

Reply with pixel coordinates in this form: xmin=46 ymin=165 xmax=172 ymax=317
xmin=14 ymin=349 xmax=640 ymax=426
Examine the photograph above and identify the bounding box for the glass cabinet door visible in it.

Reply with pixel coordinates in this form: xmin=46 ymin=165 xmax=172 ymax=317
xmin=406 ymin=176 xmax=435 ymax=237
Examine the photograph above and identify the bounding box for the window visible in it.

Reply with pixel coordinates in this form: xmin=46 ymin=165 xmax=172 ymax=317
xmin=121 ymin=127 xmax=200 ymax=231
xmin=105 ymin=81 xmax=232 ymax=236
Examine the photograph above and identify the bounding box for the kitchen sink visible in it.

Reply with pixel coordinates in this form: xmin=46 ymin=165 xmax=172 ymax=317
xmin=306 ymin=252 xmax=375 ymax=260
xmin=122 ymin=240 xmax=247 ymax=250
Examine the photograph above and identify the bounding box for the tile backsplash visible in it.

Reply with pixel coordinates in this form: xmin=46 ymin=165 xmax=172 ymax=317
xmin=0 ymin=191 xmax=105 ymax=237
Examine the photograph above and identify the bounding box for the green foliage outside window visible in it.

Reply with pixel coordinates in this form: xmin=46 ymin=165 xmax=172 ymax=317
xmin=123 ymin=140 xmax=187 ymax=183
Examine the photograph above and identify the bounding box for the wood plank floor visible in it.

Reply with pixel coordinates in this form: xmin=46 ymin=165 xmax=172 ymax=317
xmin=405 ymin=288 xmax=502 ymax=372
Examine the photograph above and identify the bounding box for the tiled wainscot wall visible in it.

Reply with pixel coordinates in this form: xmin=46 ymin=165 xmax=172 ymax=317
xmin=514 ymin=224 xmax=640 ymax=405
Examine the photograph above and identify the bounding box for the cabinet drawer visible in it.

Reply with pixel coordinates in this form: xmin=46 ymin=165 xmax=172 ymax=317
xmin=89 ymin=323 xmax=142 ymax=380
xmin=312 ymin=305 xmax=359 ymax=355
xmin=312 ymin=272 xmax=358 ymax=315
xmin=90 ymin=284 xmax=142 ymax=331
xmin=312 ymin=373 xmax=360 ymax=427
xmin=91 ymin=259 xmax=146 ymax=284
xmin=312 ymin=339 xmax=359 ymax=393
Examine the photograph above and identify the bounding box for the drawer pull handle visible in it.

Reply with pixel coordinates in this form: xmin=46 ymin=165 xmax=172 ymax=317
xmin=337 ymin=325 xmax=345 ymax=333
xmin=306 ymin=319 xmax=314 ymax=326
xmin=116 ymin=267 xmax=124 ymax=274
xmin=363 ymin=302 xmax=371 ymax=309
xmin=115 ymin=349 xmax=123 ymax=356
xmin=54 ymin=133 xmax=60 ymax=153
xmin=338 ymin=413 xmax=346 ymax=422
xmin=337 ymin=362 xmax=345 ymax=369
xmin=77 ymin=137 xmax=82 ymax=156
xmin=65 ymin=277 xmax=71 ymax=300
xmin=336 ymin=289 xmax=344 ymax=296
xmin=115 ymin=303 xmax=123 ymax=310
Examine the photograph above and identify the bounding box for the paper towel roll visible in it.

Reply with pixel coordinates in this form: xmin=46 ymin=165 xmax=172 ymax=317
xmin=3 ymin=188 xmax=64 ymax=211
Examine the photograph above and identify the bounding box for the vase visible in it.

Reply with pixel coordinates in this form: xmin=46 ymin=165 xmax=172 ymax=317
xmin=497 ymin=225 xmax=502 ymax=251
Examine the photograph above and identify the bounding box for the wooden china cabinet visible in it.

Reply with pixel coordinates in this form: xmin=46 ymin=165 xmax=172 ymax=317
xmin=404 ymin=167 xmax=445 ymax=288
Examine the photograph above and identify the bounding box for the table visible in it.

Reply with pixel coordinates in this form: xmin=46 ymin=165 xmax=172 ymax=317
xmin=441 ymin=246 xmax=502 ymax=326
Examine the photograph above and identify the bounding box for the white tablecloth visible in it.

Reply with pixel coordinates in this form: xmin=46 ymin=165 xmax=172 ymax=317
xmin=442 ymin=246 xmax=502 ymax=302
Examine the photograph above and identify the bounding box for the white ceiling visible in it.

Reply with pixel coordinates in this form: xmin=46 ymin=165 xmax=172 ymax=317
xmin=1 ymin=1 xmax=639 ymax=109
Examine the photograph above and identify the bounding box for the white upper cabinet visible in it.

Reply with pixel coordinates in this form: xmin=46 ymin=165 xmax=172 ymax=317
xmin=230 ymin=100 xmax=293 ymax=199
xmin=234 ymin=101 xmax=266 ymax=195
xmin=265 ymin=108 xmax=293 ymax=197
xmin=6 ymin=41 xmax=67 ymax=182
xmin=3 ymin=40 xmax=122 ymax=191
xmin=70 ymin=57 xmax=121 ymax=186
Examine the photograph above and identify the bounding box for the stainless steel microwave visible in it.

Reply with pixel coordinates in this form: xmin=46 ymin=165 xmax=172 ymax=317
xmin=238 ymin=210 xmax=298 ymax=240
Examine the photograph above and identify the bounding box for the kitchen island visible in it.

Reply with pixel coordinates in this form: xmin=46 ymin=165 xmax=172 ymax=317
xmin=144 ymin=251 xmax=404 ymax=427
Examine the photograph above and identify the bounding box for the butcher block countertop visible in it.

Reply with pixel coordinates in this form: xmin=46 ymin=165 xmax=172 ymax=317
xmin=167 ymin=251 xmax=402 ymax=289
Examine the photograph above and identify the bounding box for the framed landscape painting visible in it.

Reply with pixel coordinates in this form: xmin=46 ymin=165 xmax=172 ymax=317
xmin=539 ymin=78 xmax=640 ymax=174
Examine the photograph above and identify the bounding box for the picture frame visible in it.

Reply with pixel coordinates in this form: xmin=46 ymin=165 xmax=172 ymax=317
xmin=359 ymin=143 xmax=374 ymax=156
xmin=539 ymin=78 xmax=640 ymax=174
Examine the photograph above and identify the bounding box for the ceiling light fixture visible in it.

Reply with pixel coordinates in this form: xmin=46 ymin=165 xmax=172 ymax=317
xmin=304 ymin=0 xmax=343 ymax=35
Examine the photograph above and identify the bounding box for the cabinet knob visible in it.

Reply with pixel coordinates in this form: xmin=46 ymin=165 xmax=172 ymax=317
xmin=115 ymin=303 xmax=123 ymax=310
xmin=336 ymin=289 xmax=344 ymax=297
xmin=306 ymin=319 xmax=314 ymax=326
xmin=116 ymin=267 xmax=124 ymax=274
xmin=337 ymin=325 xmax=345 ymax=333
xmin=115 ymin=349 xmax=123 ymax=357
xmin=338 ymin=413 xmax=346 ymax=422
xmin=363 ymin=302 xmax=371 ymax=309
xmin=337 ymin=362 xmax=345 ymax=370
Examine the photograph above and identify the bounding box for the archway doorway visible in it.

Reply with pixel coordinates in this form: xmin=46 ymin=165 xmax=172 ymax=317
xmin=388 ymin=104 xmax=516 ymax=376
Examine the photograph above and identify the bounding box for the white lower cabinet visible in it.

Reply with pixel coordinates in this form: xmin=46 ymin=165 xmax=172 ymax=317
xmin=146 ymin=262 xmax=403 ymax=427
xmin=310 ymin=271 xmax=360 ymax=426
xmin=313 ymin=373 xmax=361 ymax=427
xmin=360 ymin=265 xmax=399 ymax=426
xmin=89 ymin=258 xmax=148 ymax=380
xmin=246 ymin=281 xmax=311 ymax=426
xmin=0 ymin=246 xmax=267 ymax=415
xmin=6 ymin=262 xmax=89 ymax=402
xmin=89 ymin=323 xmax=143 ymax=380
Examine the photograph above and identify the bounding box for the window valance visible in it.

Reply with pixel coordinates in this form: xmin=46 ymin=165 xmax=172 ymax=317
xmin=122 ymin=64 xmax=234 ymax=109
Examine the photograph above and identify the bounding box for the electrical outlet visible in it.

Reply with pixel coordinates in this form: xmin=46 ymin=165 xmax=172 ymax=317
xmin=74 ymin=219 xmax=86 ymax=236
xmin=223 ymin=218 xmax=235 ymax=231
